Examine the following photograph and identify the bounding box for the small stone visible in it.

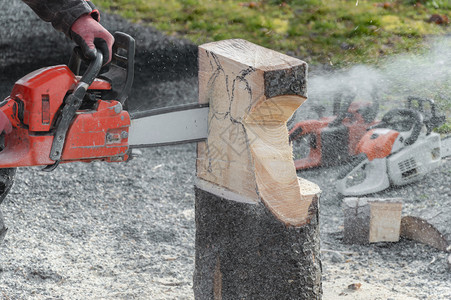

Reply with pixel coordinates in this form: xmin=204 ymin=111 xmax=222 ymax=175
xmin=347 ymin=283 xmax=362 ymax=290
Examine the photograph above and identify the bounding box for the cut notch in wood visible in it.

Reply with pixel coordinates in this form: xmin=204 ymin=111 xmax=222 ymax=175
xmin=196 ymin=39 xmax=320 ymax=226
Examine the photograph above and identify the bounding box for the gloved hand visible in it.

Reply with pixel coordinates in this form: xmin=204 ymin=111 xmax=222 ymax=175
xmin=70 ymin=14 xmax=114 ymax=65
xmin=0 ymin=110 xmax=12 ymax=135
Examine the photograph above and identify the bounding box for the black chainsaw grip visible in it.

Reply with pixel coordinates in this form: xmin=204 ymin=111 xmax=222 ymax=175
xmin=384 ymin=108 xmax=423 ymax=146
xmin=68 ymin=47 xmax=104 ymax=79
xmin=80 ymin=51 xmax=103 ymax=85
xmin=98 ymin=32 xmax=135 ymax=106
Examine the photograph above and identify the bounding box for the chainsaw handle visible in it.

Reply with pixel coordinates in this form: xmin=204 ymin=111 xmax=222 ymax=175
xmin=98 ymin=32 xmax=135 ymax=106
xmin=407 ymin=96 xmax=435 ymax=114
xmin=69 ymin=32 xmax=135 ymax=106
xmin=374 ymin=108 xmax=423 ymax=146
xmin=68 ymin=48 xmax=104 ymax=84
xmin=407 ymin=96 xmax=445 ymax=135
xmin=47 ymin=51 xmax=103 ymax=164
xmin=329 ymin=90 xmax=355 ymax=127
xmin=79 ymin=51 xmax=103 ymax=85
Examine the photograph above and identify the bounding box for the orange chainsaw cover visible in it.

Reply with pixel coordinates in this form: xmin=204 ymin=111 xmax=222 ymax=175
xmin=357 ymin=129 xmax=399 ymax=161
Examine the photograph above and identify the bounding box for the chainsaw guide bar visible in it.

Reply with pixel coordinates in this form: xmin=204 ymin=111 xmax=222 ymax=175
xmin=128 ymin=103 xmax=209 ymax=148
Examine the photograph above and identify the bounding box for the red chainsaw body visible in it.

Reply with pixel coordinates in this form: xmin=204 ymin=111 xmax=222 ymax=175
xmin=0 ymin=65 xmax=130 ymax=168
xmin=290 ymin=102 xmax=378 ymax=170
xmin=290 ymin=116 xmax=334 ymax=170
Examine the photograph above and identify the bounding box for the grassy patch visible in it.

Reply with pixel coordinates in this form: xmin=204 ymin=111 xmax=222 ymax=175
xmin=96 ymin=0 xmax=450 ymax=66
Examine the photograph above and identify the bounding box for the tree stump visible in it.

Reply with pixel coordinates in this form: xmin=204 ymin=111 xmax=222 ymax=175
xmin=193 ymin=39 xmax=322 ymax=299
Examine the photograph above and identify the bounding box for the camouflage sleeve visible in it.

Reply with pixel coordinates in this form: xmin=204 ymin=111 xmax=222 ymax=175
xmin=22 ymin=0 xmax=100 ymax=36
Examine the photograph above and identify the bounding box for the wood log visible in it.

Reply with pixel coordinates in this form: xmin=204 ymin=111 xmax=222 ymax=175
xmin=342 ymin=197 xmax=403 ymax=244
xmin=400 ymin=206 xmax=451 ymax=252
xmin=194 ymin=39 xmax=322 ymax=299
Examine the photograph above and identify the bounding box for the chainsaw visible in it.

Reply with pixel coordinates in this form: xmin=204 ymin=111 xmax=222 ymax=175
xmin=0 ymin=32 xmax=209 ymax=242
xmin=336 ymin=97 xmax=446 ymax=196
xmin=0 ymin=32 xmax=208 ymax=169
xmin=288 ymin=89 xmax=379 ymax=170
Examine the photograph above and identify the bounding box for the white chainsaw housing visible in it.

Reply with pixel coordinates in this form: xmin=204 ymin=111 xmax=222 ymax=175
xmin=388 ymin=132 xmax=441 ymax=186
xmin=337 ymin=129 xmax=442 ymax=196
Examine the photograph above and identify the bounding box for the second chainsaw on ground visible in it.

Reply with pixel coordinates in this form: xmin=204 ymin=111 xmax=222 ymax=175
xmin=336 ymin=97 xmax=445 ymax=196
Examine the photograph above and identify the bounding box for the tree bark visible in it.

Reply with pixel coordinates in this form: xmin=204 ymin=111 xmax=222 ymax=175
xmin=193 ymin=187 xmax=322 ymax=300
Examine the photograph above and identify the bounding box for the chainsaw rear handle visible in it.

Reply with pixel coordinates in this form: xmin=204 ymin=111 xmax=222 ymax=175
xmin=407 ymin=96 xmax=445 ymax=135
xmin=407 ymin=96 xmax=436 ymax=114
xmin=329 ymin=90 xmax=355 ymax=127
xmin=98 ymin=32 xmax=135 ymax=106
xmin=371 ymin=108 xmax=423 ymax=146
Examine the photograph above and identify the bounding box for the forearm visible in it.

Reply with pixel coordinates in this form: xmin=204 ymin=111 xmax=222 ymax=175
xmin=21 ymin=0 xmax=98 ymax=36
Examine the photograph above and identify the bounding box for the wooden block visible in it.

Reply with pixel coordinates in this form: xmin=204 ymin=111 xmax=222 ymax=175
xmin=369 ymin=200 xmax=403 ymax=243
xmin=343 ymin=197 xmax=403 ymax=244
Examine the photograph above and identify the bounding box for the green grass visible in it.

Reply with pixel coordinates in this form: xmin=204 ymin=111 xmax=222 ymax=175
xmin=96 ymin=0 xmax=450 ymax=66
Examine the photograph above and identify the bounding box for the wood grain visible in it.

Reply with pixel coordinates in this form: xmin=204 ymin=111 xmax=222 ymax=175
xmin=196 ymin=39 xmax=318 ymax=226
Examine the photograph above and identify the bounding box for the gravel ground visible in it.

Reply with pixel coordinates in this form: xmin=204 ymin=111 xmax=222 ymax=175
xmin=1 ymin=147 xmax=450 ymax=300
xmin=1 ymin=1 xmax=450 ymax=299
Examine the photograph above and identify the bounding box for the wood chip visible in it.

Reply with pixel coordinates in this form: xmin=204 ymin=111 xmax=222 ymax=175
xmin=348 ymin=283 xmax=362 ymax=290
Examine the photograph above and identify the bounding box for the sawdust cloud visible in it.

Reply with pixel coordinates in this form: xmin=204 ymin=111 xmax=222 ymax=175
xmin=307 ymin=36 xmax=451 ymax=117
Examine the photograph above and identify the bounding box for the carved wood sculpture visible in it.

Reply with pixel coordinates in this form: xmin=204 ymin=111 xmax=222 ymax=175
xmin=194 ymin=39 xmax=322 ymax=299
